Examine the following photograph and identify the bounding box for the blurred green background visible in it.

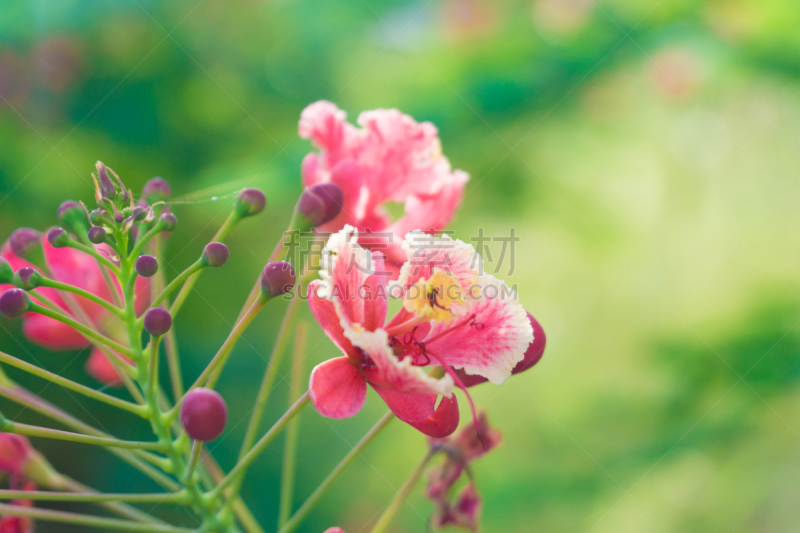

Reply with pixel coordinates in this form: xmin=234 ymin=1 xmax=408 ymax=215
xmin=2 ymin=0 xmax=800 ymax=531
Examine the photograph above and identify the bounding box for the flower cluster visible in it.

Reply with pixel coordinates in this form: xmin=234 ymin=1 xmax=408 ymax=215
xmin=0 ymin=103 xmax=545 ymax=533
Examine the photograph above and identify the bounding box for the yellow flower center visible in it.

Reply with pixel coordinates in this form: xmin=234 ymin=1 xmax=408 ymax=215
xmin=403 ymin=268 xmax=466 ymax=324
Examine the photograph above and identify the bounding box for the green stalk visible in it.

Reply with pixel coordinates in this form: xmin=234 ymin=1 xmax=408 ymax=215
xmin=0 ymin=420 xmax=165 ymax=450
xmin=37 ymin=277 xmax=124 ymax=317
xmin=169 ymin=211 xmax=240 ymax=316
xmin=0 ymin=504 xmax=193 ymax=532
xmin=0 ymin=350 xmax=147 ymax=416
xmin=150 ymin=260 xmax=204 ymax=311
xmin=148 ymin=336 xmax=162 ymax=397
xmin=278 ymin=321 xmax=308 ymax=528
xmin=279 ymin=412 xmax=396 ymax=533
xmin=369 ymin=452 xmax=435 ymax=533
xmin=211 ymin=392 xmax=310 ymax=499
xmin=27 ymin=303 xmax=135 ymax=357
xmin=66 ymin=240 xmax=120 ymax=274
xmin=201 ymin=452 xmax=266 ymax=533
xmin=0 ymin=490 xmax=186 ymax=503
xmin=129 ymin=219 xmax=166 ymax=261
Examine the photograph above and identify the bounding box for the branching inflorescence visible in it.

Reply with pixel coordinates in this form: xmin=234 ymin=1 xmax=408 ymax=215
xmin=0 ymin=102 xmax=546 ymax=533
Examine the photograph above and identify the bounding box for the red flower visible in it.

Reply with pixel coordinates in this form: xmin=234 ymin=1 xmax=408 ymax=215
xmin=299 ymin=102 xmax=468 ymax=270
xmin=308 ymin=227 xmax=543 ymax=437
xmin=0 ymin=235 xmax=147 ymax=386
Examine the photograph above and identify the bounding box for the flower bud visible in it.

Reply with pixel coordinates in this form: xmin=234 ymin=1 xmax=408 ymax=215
xmin=0 ymin=258 xmax=13 ymax=284
xmin=9 ymin=229 xmax=42 ymax=261
xmin=87 ymin=226 xmax=107 ymax=244
xmin=96 ymin=161 xmax=116 ymax=199
xmin=201 ymin=242 xmax=229 ymax=267
xmin=57 ymin=201 xmax=88 ymax=230
xmin=180 ymin=388 xmax=227 ymax=442
xmin=143 ymin=308 xmax=172 ymax=336
xmin=260 ymin=261 xmax=296 ymax=298
xmin=47 ymin=228 xmax=69 ymax=248
xmin=294 ymin=183 xmax=343 ymax=228
xmin=0 ymin=289 xmax=32 ymax=318
xmin=136 ymin=255 xmax=159 ymax=278
xmin=234 ymin=188 xmax=266 ymax=218
xmin=89 ymin=208 xmax=108 ymax=226
xmin=13 ymin=268 xmax=42 ymax=291
xmin=160 ymin=212 xmax=177 ymax=232
xmin=142 ymin=177 xmax=171 ymax=204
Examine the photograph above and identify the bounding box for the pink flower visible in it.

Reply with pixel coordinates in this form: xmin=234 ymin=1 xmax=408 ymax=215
xmin=0 ymin=234 xmax=148 ymax=386
xmin=307 ymin=226 xmax=538 ymax=437
xmin=432 ymin=482 xmax=481 ymax=531
xmin=0 ymin=434 xmax=34 ymax=476
xmin=299 ymin=102 xmax=469 ymax=269
xmin=323 ymin=529 xmax=346 ymax=533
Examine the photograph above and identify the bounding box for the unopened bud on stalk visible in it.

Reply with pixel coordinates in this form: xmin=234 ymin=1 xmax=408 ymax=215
xmin=260 ymin=261 xmax=296 ymax=299
xmin=9 ymin=228 xmax=44 ymax=266
xmin=47 ymin=228 xmax=70 ymax=248
xmin=180 ymin=388 xmax=227 ymax=442
xmin=0 ymin=289 xmax=32 ymax=318
xmin=57 ymin=201 xmax=88 ymax=230
xmin=0 ymin=258 xmax=13 ymax=284
xmin=87 ymin=226 xmax=107 ymax=244
xmin=201 ymin=243 xmax=229 ymax=267
xmin=142 ymin=178 xmax=171 ymax=204
xmin=13 ymin=267 xmax=42 ymax=291
xmin=294 ymin=183 xmax=343 ymax=229
xmin=89 ymin=208 xmax=108 ymax=226
xmin=135 ymin=255 xmax=159 ymax=278
xmin=233 ymin=188 xmax=266 ymax=218
xmin=160 ymin=212 xmax=177 ymax=232
xmin=96 ymin=161 xmax=117 ymax=200
xmin=143 ymin=308 xmax=172 ymax=336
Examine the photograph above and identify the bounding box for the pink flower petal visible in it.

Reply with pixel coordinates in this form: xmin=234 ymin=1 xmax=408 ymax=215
xmin=85 ymin=347 xmax=133 ymax=387
xmin=21 ymin=313 xmax=88 ymax=350
xmin=407 ymin=394 xmax=460 ymax=438
xmin=425 ymin=275 xmax=533 ymax=384
xmin=308 ymin=280 xmax=355 ymax=358
xmin=319 ymin=226 xmax=389 ymax=332
xmin=455 ymin=311 xmax=546 ymax=387
xmin=350 ymin=327 xmax=452 ymax=397
xmin=309 ymin=356 xmax=367 ymax=419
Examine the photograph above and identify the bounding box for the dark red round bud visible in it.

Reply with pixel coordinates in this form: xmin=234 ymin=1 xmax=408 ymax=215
xmin=295 ymin=183 xmax=343 ymax=228
xmin=234 ymin=189 xmax=266 ymax=218
xmin=13 ymin=267 xmax=42 ymax=291
xmin=160 ymin=213 xmax=177 ymax=231
xmin=143 ymin=308 xmax=172 ymax=336
xmin=260 ymin=261 xmax=296 ymax=298
xmin=142 ymin=178 xmax=171 ymax=203
xmin=0 ymin=258 xmax=12 ymax=284
xmin=47 ymin=228 xmax=69 ymax=248
xmin=9 ymin=229 xmax=41 ymax=259
xmin=180 ymin=388 xmax=228 ymax=442
xmin=57 ymin=201 xmax=88 ymax=230
xmin=201 ymin=243 xmax=228 ymax=267
xmin=135 ymin=255 xmax=159 ymax=278
xmin=0 ymin=289 xmax=32 ymax=318
xmin=87 ymin=226 xmax=107 ymax=244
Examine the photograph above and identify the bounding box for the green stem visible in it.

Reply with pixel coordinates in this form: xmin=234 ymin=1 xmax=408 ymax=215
xmin=151 ymin=261 xmax=204 ymax=311
xmin=164 ymin=327 xmax=184 ymax=401
xmin=28 ymin=303 xmax=135 ymax=358
xmin=233 ymin=230 xmax=291 ymax=325
xmin=169 ymin=211 xmax=240 ymax=316
xmin=0 ymin=383 xmax=177 ymax=490
xmin=168 ymin=298 xmax=265 ymax=420
xmin=278 ymin=321 xmax=308 ymax=528
xmin=0 ymin=490 xmax=186 ymax=503
xmin=60 ymin=476 xmax=170 ymax=525
xmin=201 ymin=452 xmax=266 ymax=533
xmin=279 ymin=412 xmax=396 ymax=533
xmin=38 ymin=277 xmax=123 ymax=317
xmin=185 ymin=440 xmax=201 ymax=483
xmin=129 ymin=220 xmax=166 ymax=260
xmin=0 ymin=504 xmax=193 ymax=532
xmin=66 ymin=240 xmax=120 ymax=274
xmin=369 ymin=452 xmax=435 ymax=533
xmin=0 ymin=420 xmax=165 ymax=450
xmin=0 ymin=350 xmax=147 ymax=416
xmin=211 ymin=392 xmax=310 ymax=499
xmin=148 ymin=336 xmax=162 ymax=397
